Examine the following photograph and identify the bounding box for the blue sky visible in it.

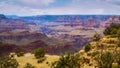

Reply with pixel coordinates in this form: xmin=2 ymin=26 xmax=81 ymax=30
xmin=0 ymin=0 xmax=120 ymax=16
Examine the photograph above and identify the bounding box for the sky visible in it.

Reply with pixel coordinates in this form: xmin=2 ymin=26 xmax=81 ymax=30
xmin=0 ymin=0 xmax=120 ymax=16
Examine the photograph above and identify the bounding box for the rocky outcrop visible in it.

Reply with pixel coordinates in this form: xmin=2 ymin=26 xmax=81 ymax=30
xmin=0 ymin=40 xmax=48 ymax=56
xmin=83 ymin=17 xmax=98 ymax=27
xmin=0 ymin=31 xmax=48 ymax=45
xmin=0 ymin=14 xmax=36 ymax=33
xmin=21 ymin=15 xmax=118 ymax=28
xmin=100 ymin=16 xmax=120 ymax=27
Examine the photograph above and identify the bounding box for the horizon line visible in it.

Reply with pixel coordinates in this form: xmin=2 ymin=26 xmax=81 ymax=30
xmin=2 ymin=14 xmax=120 ymax=17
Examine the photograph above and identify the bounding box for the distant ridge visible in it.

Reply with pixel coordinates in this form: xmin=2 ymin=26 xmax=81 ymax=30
xmin=0 ymin=14 xmax=7 ymax=19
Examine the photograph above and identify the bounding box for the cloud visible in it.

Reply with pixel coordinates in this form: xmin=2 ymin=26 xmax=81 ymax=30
xmin=7 ymin=0 xmax=55 ymax=8
xmin=97 ymin=0 xmax=120 ymax=5
xmin=0 ymin=0 xmax=120 ymax=15
xmin=0 ymin=1 xmax=38 ymax=16
xmin=0 ymin=1 xmax=104 ymax=16
xmin=106 ymin=0 xmax=120 ymax=5
xmin=73 ymin=0 xmax=120 ymax=6
xmin=71 ymin=0 xmax=120 ymax=12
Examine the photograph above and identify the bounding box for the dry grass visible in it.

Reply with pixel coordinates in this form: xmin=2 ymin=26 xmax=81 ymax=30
xmin=15 ymin=36 xmax=119 ymax=68
xmin=16 ymin=53 xmax=59 ymax=68
xmin=78 ymin=36 xmax=119 ymax=68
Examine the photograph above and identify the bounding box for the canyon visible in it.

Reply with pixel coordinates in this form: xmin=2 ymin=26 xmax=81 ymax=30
xmin=0 ymin=14 xmax=120 ymax=55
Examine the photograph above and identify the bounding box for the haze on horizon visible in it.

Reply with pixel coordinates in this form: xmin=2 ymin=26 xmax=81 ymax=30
xmin=0 ymin=0 xmax=120 ymax=16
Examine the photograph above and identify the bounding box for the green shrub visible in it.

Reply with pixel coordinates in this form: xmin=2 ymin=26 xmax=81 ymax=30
xmin=24 ymin=63 xmax=36 ymax=68
xmin=93 ymin=33 xmax=101 ymax=41
xmin=51 ymin=53 xmax=81 ymax=68
xmin=96 ymin=52 xmax=113 ymax=68
xmin=33 ymin=47 xmax=45 ymax=59
xmin=84 ymin=43 xmax=91 ymax=52
xmin=0 ymin=56 xmax=19 ymax=68
xmin=16 ymin=52 xmax=24 ymax=57
xmin=104 ymin=23 xmax=120 ymax=36
xmin=37 ymin=57 xmax=46 ymax=63
xmin=91 ymin=51 xmax=99 ymax=57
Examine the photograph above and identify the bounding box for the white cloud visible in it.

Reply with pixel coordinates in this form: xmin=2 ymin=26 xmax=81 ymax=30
xmin=10 ymin=0 xmax=55 ymax=8
xmin=22 ymin=0 xmax=54 ymax=6
xmin=97 ymin=0 xmax=120 ymax=5
xmin=0 ymin=2 xmax=38 ymax=16
xmin=107 ymin=0 xmax=120 ymax=5
xmin=0 ymin=0 xmax=120 ymax=16
xmin=29 ymin=6 xmax=104 ymax=15
xmin=70 ymin=0 xmax=120 ymax=13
